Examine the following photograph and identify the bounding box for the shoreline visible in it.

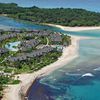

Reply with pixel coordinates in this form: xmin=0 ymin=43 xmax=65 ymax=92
xmin=46 ymin=24 xmax=100 ymax=32
xmin=2 ymin=36 xmax=84 ymax=100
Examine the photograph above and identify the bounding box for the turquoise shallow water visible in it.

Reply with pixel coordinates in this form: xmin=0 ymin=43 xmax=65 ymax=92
xmin=0 ymin=16 xmax=59 ymax=31
xmin=5 ymin=41 xmax=21 ymax=51
xmin=1 ymin=16 xmax=100 ymax=38
xmin=37 ymin=38 xmax=100 ymax=100
xmin=0 ymin=16 xmax=100 ymax=100
xmin=70 ymin=80 xmax=100 ymax=100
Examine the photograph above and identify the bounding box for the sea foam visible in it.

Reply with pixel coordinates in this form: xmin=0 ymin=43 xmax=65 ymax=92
xmin=94 ymin=67 xmax=100 ymax=71
xmin=82 ymin=73 xmax=94 ymax=77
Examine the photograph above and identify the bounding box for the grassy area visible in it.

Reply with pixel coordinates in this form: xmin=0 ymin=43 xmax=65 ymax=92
xmin=0 ymin=75 xmax=20 ymax=98
xmin=11 ymin=80 xmax=20 ymax=84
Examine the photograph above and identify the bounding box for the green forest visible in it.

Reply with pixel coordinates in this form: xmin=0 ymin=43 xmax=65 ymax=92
xmin=0 ymin=3 xmax=100 ymax=26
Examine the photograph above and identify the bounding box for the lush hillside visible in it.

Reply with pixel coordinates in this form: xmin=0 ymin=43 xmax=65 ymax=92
xmin=0 ymin=3 xmax=100 ymax=26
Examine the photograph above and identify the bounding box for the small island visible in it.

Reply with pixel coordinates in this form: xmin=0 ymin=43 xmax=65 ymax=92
xmin=0 ymin=29 xmax=71 ymax=99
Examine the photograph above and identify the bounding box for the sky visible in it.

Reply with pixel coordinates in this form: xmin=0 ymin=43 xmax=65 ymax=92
xmin=0 ymin=0 xmax=100 ymax=12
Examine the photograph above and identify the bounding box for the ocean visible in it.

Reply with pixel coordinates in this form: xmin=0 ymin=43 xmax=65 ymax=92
xmin=28 ymin=39 xmax=100 ymax=100
xmin=0 ymin=16 xmax=100 ymax=100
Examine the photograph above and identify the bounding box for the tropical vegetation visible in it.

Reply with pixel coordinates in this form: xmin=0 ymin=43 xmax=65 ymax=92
xmin=0 ymin=30 xmax=71 ymax=73
xmin=0 ymin=3 xmax=100 ymax=26
xmin=0 ymin=75 xmax=20 ymax=98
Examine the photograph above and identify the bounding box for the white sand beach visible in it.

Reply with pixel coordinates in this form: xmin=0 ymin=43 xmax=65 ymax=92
xmin=2 ymin=36 xmax=85 ymax=100
xmin=47 ymin=24 xmax=100 ymax=31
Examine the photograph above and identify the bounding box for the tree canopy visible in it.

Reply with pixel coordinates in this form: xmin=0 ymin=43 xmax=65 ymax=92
xmin=0 ymin=3 xmax=100 ymax=26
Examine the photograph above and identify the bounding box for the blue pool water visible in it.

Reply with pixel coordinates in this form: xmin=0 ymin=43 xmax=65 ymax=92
xmin=0 ymin=16 xmax=100 ymax=100
xmin=5 ymin=41 xmax=21 ymax=51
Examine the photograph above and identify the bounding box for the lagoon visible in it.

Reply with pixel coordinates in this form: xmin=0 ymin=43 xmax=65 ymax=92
xmin=1 ymin=16 xmax=100 ymax=38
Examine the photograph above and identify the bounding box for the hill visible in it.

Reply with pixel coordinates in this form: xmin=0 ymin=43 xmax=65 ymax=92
xmin=0 ymin=3 xmax=100 ymax=26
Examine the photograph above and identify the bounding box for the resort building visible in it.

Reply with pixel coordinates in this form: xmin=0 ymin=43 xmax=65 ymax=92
xmin=32 ymin=30 xmax=50 ymax=36
xmin=50 ymin=32 xmax=62 ymax=44
xmin=19 ymin=39 xmax=40 ymax=51
xmin=0 ymin=29 xmax=70 ymax=70
xmin=8 ymin=46 xmax=54 ymax=62
xmin=0 ymin=33 xmax=19 ymax=42
xmin=0 ymin=48 xmax=8 ymax=56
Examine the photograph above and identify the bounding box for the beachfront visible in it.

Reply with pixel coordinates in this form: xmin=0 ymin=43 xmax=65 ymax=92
xmin=0 ymin=29 xmax=71 ymax=99
xmin=47 ymin=24 xmax=100 ymax=32
xmin=2 ymin=35 xmax=82 ymax=100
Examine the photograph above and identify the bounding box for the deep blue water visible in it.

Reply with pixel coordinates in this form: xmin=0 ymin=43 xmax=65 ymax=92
xmin=0 ymin=16 xmax=100 ymax=100
xmin=28 ymin=39 xmax=100 ymax=100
